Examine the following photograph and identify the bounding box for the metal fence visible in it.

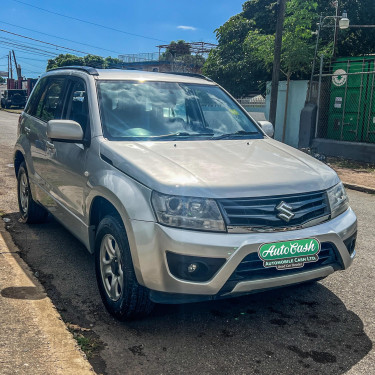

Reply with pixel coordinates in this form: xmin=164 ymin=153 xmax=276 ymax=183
xmin=237 ymin=95 xmax=266 ymax=108
xmin=313 ymin=56 xmax=375 ymax=144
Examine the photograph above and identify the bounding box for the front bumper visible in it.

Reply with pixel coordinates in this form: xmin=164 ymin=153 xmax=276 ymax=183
xmin=129 ymin=208 xmax=357 ymax=303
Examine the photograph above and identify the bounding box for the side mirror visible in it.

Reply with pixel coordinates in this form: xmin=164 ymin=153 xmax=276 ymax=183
xmin=258 ymin=121 xmax=274 ymax=138
xmin=47 ymin=120 xmax=84 ymax=142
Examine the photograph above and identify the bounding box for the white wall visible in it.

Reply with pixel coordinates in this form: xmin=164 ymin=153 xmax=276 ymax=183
xmin=265 ymin=80 xmax=308 ymax=148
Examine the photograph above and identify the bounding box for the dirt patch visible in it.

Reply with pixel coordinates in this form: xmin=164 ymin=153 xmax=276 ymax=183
xmin=326 ymin=157 xmax=375 ymax=190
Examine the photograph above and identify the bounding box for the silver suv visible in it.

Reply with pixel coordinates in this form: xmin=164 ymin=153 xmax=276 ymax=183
xmin=14 ymin=67 xmax=357 ymax=320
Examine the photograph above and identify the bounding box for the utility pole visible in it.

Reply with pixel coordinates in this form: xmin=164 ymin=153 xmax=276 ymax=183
xmin=12 ymin=50 xmax=21 ymax=80
xmin=269 ymin=0 xmax=286 ymax=129
xmin=9 ymin=51 xmax=13 ymax=80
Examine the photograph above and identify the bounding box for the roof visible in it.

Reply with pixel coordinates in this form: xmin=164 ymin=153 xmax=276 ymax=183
xmin=48 ymin=66 xmax=215 ymax=85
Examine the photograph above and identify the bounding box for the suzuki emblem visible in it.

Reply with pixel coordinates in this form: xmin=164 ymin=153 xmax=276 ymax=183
xmin=276 ymin=201 xmax=295 ymax=222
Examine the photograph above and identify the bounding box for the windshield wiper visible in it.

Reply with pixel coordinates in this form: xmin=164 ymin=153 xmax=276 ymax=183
xmin=212 ymin=130 xmax=261 ymax=140
xmin=150 ymin=132 xmax=214 ymax=140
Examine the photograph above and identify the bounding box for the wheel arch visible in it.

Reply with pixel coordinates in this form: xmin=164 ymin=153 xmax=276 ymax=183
xmin=14 ymin=150 xmax=25 ymax=177
xmin=87 ymin=190 xmax=146 ymax=285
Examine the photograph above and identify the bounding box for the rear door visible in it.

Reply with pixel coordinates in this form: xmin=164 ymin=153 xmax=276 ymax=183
xmin=22 ymin=76 xmax=66 ymax=205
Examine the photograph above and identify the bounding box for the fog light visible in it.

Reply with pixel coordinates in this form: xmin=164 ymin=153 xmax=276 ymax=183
xmin=187 ymin=263 xmax=198 ymax=273
xmin=166 ymin=251 xmax=226 ymax=282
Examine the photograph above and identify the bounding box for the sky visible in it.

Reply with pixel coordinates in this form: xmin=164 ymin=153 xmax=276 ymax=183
xmin=0 ymin=0 xmax=246 ymax=78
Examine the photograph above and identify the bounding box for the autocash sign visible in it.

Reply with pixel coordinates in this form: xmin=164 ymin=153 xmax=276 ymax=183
xmin=258 ymin=238 xmax=320 ymax=270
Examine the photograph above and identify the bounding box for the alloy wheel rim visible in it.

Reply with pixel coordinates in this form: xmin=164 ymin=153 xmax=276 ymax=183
xmin=99 ymin=234 xmax=124 ymax=302
xmin=19 ymin=171 xmax=29 ymax=214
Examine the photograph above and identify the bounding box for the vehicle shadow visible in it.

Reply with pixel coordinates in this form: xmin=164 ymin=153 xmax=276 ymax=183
xmin=3 ymin=212 xmax=372 ymax=375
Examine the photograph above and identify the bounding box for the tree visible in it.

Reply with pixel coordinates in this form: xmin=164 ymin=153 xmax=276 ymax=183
xmin=203 ymin=14 xmax=267 ymax=97
xmin=47 ymin=54 xmax=84 ymax=70
xmin=46 ymin=54 xmax=124 ymax=71
xmin=104 ymin=56 xmax=123 ymax=68
xmin=316 ymin=0 xmax=375 ymax=57
xmin=168 ymin=40 xmax=190 ymax=56
xmin=0 ymin=76 xmax=5 ymax=84
xmin=245 ymin=0 xmax=317 ymax=140
xmin=83 ymin=54 xmax=105 ymax=68
xmin=160 ymin=40 xmax=206 ymax=72
xmin=203 ymin=0 xmax=375 ymax=97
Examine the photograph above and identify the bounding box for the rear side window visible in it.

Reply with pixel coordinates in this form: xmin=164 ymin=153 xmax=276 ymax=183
xmin=36 ymin=77 xmax=66 ymax=122
xmin=24 ymin=78 xmax=47 ymax=116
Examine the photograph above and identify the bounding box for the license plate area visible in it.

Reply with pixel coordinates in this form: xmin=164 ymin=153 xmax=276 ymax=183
xmin=258 ymin=238 xmax=321 ymax=270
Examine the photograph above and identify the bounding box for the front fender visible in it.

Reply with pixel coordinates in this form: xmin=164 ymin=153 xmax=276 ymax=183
xmin=85 ymin=170 xmax=155 ymax=285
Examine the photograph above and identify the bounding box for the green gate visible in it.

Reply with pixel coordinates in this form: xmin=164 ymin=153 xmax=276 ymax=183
xmin=327 ymin=57 xmax=375 ymax=143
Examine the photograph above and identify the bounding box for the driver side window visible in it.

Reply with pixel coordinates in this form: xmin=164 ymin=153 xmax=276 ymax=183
xmin=64 ymin=80 xmax=89 ymax=134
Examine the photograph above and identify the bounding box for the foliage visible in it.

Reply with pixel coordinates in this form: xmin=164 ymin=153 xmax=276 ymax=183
xmin=46 ymin=54 xmax=123 ymax=70
xmin=245 ymin=0 xmax=317 ymax=79
xmin=0 ymin=76 xmax=5 ymax=83
xmin=316 ymin=0 xmax=375 ymax=57
xmin=203 ymin=14 xmax=267 ymax=97
xmin=160 ymin=40 xmax=206 ymax=70
xmin=161 ymin=40 xmax=191 ymax=58
xmin=203 ymin=0 xmax=375 ymax=97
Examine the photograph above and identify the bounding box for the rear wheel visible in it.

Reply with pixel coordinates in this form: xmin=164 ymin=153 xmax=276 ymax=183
xmin=17 ymin=162 xmax=48 ymax=223
xmin=95 ymin=215 xmax=154 ymax=320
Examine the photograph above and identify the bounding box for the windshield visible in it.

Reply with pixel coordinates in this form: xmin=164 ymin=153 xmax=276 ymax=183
xmin=97 ymin=80 xmax=263 ymax=141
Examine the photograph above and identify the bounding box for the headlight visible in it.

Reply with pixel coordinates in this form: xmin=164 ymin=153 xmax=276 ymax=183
xmin=151 ymin=191 xmax=226 ymax=232
xmin=327 ymin=182 xmax=349 ymax=219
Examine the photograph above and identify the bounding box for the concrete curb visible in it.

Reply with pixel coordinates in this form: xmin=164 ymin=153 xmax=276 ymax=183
xmin=0 ymin=220 xmax=95 ymax=375
xmin=0 ymin=108 xmax=23 ymax=115
xmin=343 ymin=182 xmax=375 ymax=195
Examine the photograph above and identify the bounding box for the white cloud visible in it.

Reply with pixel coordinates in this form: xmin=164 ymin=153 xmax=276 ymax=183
xmin=177 ymin=25 xmax=197 ymax=31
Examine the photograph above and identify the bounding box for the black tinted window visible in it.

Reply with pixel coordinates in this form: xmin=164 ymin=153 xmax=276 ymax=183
xmin=24 ymin=78 xmax=47 ymax=116
xmin=36 ymin=78 xmax=66 ymax=122
xmin=65 ymin=80 xmax=89 ymax=133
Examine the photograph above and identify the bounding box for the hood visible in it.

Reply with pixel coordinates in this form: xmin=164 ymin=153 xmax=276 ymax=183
xmin=100 ymin=138 xmax=339 ymax=198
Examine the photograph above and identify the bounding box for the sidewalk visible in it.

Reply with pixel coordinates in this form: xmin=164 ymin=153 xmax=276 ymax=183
xmin=0 ymin=222 xmax=94 ymax=375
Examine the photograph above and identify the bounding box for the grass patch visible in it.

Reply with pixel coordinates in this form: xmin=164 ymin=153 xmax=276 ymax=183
xmin=326 ymin=157 xmax=375 ymax=173
xmin=67 ymin=323 xmax=101 ymax=359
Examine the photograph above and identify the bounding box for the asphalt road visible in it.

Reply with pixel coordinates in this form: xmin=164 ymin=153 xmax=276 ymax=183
xmin=0 ymin=110 xmax=374 ymax=374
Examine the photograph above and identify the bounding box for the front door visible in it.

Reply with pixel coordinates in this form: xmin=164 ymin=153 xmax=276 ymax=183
xmin=43 ymin=77 xmax=91 ymax=225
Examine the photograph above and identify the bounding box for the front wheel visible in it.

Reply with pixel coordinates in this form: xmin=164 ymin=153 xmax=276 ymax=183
xmin=17 ymin=162 xmax=48 ymax=223
xmin=95 ymin=215 xmax=154 ymax=320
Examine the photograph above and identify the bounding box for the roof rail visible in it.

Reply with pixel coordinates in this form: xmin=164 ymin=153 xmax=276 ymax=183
xmin=163 ymin=72 xmax=213 ymax=82
xmin=48 ymin=66 xmax=99 ymax=76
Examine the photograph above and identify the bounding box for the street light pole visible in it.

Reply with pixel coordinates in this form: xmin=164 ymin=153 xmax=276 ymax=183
xmin=269 ymin=0 xmax=286 ymax=129
xmin=308 ymin=14 xmax=323 ymax=101
xmin=308 ymin=10 xmax=350 ymax=101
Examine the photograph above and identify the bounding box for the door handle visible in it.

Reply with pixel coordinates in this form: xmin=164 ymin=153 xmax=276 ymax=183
xmin=24 ymin=127 xmax=31 ymax=135
xmin=46 ymin=141 xmax=55 ymax=150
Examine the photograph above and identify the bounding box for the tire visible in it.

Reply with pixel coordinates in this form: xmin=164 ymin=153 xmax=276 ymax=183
xmin=12 ymin=93 xmax=23 ymax=107
xmin=95 ymin=215 xmax=154 ymax=320
xmin=17 ymin=162 xmax=48 ymax=224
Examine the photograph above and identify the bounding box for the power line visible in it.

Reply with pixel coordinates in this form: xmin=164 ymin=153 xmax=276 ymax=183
xmin=0 ymin=39 xmax=57 ymax=56
xmin=0 ymin=41 xmax=57 ymax=58
xmin=17 ymin=58 xmax=44 ymax=70
xmin=0 ymin=45 xmax=54 ymax=59
xmin=1 ymin=20 xmax=124 ymax=56
xmin=0 ymin=35 xmax=69 ymax=55
xmin=10 ymin=0 xmax=168 ymax=43
xmin=0 ymin=29 xmax=89 ymax=55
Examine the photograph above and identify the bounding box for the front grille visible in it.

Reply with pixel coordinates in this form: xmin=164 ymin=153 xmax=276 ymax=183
xmin=221 ymin=242 xmax=340 ymax=294
xmin=218 ymin=190 xmax=329 ymax=231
